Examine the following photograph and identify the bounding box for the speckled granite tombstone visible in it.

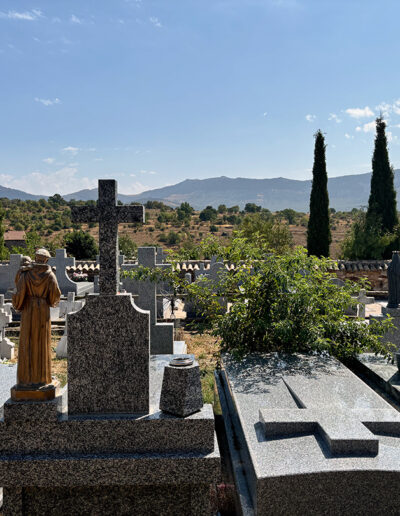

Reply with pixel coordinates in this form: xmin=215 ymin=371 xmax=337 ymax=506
xmin=0 ymin=179 xmax=220 ymax=515
xmin=217 ymin=353 xmax=400 ymax=515
xmin=68 ymin=293 xmax=150 ymax=414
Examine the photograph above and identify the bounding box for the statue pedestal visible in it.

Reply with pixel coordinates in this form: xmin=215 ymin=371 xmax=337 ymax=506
xmin=11 ymin=381 xmax=59 ymax=402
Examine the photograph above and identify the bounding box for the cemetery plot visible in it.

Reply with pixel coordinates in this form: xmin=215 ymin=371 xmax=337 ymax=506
xmin=217 ymin=352 xmax=400 ymax=515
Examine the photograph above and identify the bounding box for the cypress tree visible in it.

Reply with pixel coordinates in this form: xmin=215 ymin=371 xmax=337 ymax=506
xmin=307 ymin=130 xmax=331 ymax=257
xmin=366 ymin=117 xmax=398 ymax=233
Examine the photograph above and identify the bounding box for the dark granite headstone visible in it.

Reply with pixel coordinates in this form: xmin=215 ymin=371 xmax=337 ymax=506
xmin=68 ymin=179 xmax=150 ymax=414
xmin=387 ymin=251 xmax=400 ymax=309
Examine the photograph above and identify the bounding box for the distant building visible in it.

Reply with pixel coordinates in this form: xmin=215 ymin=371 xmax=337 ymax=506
xmin=4 ymin=231 xmax=26 ymax=250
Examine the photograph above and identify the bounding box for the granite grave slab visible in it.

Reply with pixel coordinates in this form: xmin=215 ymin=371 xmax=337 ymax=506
xmin=217 ymin=352 xmax=400 ymax=515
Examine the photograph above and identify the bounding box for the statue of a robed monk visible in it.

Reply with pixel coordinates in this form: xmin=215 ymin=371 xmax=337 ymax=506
xmin=11 ymin=249 xmax=61 ymax=401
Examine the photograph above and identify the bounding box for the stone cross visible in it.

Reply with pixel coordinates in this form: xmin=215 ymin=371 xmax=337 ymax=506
xmin=48 ymin=249 xmax=76 ymax=296
xmin=71 ymin=180 xmax=144 ymax=295
xmin=259 ymin=407 xmax=400 ymax=456
xmin=121 ymin=247 xmax=173 ymax=354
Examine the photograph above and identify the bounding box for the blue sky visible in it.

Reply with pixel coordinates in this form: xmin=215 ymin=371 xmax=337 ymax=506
xmin=1 ymin=0 xmax=400 ymax=196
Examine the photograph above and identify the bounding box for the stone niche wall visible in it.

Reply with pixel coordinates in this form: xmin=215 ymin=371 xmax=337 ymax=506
xmin=329 ymin=261 xmax=389 ymax=291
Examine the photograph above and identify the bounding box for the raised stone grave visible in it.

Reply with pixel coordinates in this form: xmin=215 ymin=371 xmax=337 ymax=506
xmin=121 ymin=247 xmax=175 ymax=354
xmin=0 ymin=179 xmax=219 ymax=515
xmin=217 ymin=352 xmax=400 ymax=514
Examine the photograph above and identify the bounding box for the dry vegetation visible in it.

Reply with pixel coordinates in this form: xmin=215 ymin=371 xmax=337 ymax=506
xmin=3 ymin=197 xmax=357 ymax=259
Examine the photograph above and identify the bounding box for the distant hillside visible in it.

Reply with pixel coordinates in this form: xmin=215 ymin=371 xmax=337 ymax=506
xmin=0 ymin=185 xmax=45 ymax=201
xmin=65 ymin=172 xmax=397 ymax=211
xmin=4 ymin=171 xmax=400 ymax=211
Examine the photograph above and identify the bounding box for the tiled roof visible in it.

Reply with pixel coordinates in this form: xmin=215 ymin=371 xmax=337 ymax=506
xmin=4 ymin=231 xmax=26 ymax=241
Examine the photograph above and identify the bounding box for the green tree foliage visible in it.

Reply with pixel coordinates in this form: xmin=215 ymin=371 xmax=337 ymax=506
xmin=176 ymin=202 xmax=194 ymax=221
xmin=244 ymin=203 xmax=261 ymax=213
xmin=307 ymin=130 xmax=331 ymax=257
xmin=119 ymin=234 xmax=137 ymax=259
xmin=341 ymin=211 xmax=397 ymax=260
xmin=277 ymin=208 xmax=298 ymax=225
xmin=366 ymin=117 xmax=398 ymax=234
xmin=199 ymin=206 xmax=218 ymax=222
xmin=124 ymin=243 xmax=393 ymax=360
xmin=236 ymin=213 xmax=293 ymax=254
xmin=0 ymin=208 xmax=8 ymax=260
xmin=64 ymin=231 xmax=98 ymax=260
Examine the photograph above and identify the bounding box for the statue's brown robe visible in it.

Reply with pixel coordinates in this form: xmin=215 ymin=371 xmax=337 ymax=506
xmin=12 ymin=264 xmax=61 ymax=385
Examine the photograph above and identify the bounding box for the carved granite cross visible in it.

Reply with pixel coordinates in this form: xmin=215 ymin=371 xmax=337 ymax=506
xmin=71 ymin=179 xmax=144 ymax=295
xmin=259 ymin=407 xmax=400 ymax=456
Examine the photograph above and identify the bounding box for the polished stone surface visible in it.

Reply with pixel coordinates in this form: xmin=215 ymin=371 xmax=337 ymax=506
xmin=160 ymin=360 xmax=203 ymax=417
xmin=220 ymin=353 xmax=400 ymax=515
xmin=67 ymin=293 xmax=150 ymax=414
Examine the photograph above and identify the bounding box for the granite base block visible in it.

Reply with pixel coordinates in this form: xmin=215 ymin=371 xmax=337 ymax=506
xmin=3 ymin=484 xmax=212 ymax=516
xmin=0 ymin=354 xmax=220 ymax=515
xmin=160 ymin=361 xmax=203 ymax=417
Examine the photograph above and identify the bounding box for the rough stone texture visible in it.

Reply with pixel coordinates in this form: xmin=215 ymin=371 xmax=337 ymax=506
xmin=67 ymin=293 xmax=150 ymax=414
xmin=71 ymin=179 xmax=144 ymax=295
xmin=218 ymin=352 xmax=400 ymax=515
xmin=122 ymin=247 xmax=174 ymax=354
xmin=5 ymin=485 xmax=212 ymax=516
xmin=160 ymin=361 xmax=203 ymax=417
xmin=48 ymin=249 xmax=93 ymax=296
xmin=0 ymin=356 xmax=219 ymax=516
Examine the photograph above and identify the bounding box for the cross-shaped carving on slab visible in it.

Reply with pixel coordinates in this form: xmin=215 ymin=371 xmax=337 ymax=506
xmin=259 ymin=407 xmax=400 ymax=456
xmin=71 ymin=179 xmax=144 ymax=295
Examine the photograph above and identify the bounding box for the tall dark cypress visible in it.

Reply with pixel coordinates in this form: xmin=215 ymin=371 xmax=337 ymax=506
xmin=307 ymin=130 xmax=331 ymax=257
xmin=366 ymin=117 xmax=398 ymax=233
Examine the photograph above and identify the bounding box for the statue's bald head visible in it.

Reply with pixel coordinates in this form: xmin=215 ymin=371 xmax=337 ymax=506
xmin=35 ymin=248 xmax=51 ymax=264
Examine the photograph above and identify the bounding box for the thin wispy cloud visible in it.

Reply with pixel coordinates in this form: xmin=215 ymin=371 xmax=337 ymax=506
xmin=263 ymin=112 xmax=268 ymax=117
xmin=35 ymin=97 xmax=61 ymax=106
xmin=344 ymin=133 xmax=354 ymax=140
xmin=0 ymin=167 xmax=96 ymax=196
xmin=345 ymin=106 xmax=374 ymax=119
xmin=149 ymin=16 xmax=162 ymax=28
xmin=305 ymin=114 xmax=316 ymax=122
xmin=355 ymin=121 xmax=375 ymax=133
xmin=0 ymin=9 xmax=43 ymax=21
xmin=328 ymin=113 xmax=341 ymax=123
xmin=43 ymin=157 xmax=55 ymax=164
xmin=70 ymin=14 xmax=82 ymax=24
xmin=62 ymin=146 xmax=79 ymax=156
xmin=140 ymin=170 xmax=157 ymax=175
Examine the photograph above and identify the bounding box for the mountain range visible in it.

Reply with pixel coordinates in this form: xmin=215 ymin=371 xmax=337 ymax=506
xmin=1 ymin=171 xmax=400 ymax=212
